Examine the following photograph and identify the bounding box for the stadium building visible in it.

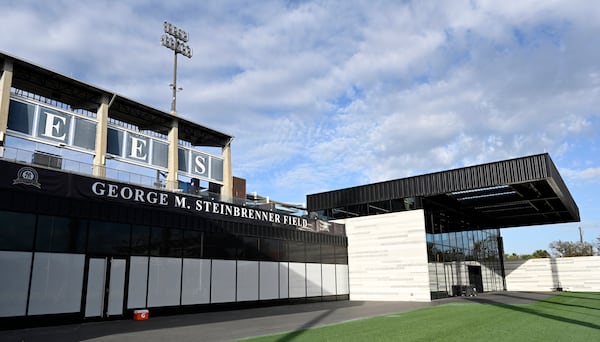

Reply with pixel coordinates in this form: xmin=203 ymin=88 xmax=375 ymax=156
xmin=0 ymin=52 xmax=348 ymax=327
xmin=307 ymin=154 xmax=579 ymax=301
xmin=0 ymin=52 xmax=579 ymax=327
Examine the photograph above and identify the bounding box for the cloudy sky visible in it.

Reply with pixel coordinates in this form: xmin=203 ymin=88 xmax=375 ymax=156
xmin=2 ymin=0 xmax=599 ymax=254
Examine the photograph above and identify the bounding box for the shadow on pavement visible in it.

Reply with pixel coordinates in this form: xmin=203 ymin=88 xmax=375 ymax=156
xmin=273 ymin=308 xmax=336 ymax=342
xmin=2 ymin=292 xmax=583 ymax=342
xmin=0 ymin=301 xmax=365 ymax=342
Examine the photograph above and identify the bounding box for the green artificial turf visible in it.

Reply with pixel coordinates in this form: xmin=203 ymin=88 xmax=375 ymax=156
xmin=240 ymin=292 xmax=600 ymax=342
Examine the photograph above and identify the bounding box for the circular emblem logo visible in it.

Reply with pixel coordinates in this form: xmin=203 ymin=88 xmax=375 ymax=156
xmin=13 ymin=167 xmax=41 ymax=189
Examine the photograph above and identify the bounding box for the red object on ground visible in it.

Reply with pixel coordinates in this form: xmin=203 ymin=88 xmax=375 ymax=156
xmin=133 ymin=309 xmax=149 ymax=321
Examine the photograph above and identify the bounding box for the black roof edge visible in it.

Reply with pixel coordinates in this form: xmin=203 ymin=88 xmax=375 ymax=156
xmin=543 ymin=155 xmax=580 ymax=222
xmin=306 ymin=153 xmax=580 ymax=223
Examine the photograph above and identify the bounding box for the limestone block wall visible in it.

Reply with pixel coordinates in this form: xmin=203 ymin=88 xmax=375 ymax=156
xmin=505 ymin=256 xmax=600 ymax=292
xmin=337 ymin=210 xmax=430 ymax=302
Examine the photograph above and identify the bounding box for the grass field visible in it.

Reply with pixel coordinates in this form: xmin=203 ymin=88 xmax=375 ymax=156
xmin=240 ymin=292 xmax=600 ymax=341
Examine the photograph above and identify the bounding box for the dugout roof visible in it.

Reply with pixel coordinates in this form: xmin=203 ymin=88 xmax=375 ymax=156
xmin=307 ymin=154 xmax=580 ymax=228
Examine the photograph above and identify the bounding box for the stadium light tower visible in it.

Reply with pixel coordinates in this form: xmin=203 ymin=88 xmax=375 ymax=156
xmin=161 ymin=21 xmax=193 ymax=114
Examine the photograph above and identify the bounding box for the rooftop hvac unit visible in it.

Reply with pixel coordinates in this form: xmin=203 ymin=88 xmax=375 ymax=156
xmin=32 ymin=151 xmax=63 ymax=169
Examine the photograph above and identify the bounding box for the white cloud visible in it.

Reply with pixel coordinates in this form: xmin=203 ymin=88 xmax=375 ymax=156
xmin=562 ymin=167 xmax=600 ymax=182
xmin=2 ymin=0 xmax=600 ymax=209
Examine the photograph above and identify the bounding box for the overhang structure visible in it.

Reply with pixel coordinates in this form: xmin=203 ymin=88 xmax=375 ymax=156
xmin=0 ymin=51 xmax=231 ymax=147
xmin=1 ymin=51 xmax=234 ymax=195
xmin=307 ymin=154 xmax=580 ymax=229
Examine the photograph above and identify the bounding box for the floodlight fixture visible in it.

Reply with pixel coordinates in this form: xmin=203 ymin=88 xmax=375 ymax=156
xmin=161 ymin=34 xmax=193 ymax=58
xmin=161 ymin=20 xmax=193 ymax=114
xmin=164 ymin=21 xmax=189 ymax=42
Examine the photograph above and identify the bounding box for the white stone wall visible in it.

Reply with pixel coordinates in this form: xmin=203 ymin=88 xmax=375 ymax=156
xmin=505 ymin=256 xmax=600 ymax=292
xmin=337 ymin=210 xmax=430 ymax=302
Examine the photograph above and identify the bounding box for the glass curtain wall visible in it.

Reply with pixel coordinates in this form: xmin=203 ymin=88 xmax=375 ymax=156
xmin=426 ymin=211 xmax=504 ymax=299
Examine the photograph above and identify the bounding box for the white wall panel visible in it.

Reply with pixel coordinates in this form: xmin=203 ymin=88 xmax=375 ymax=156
xmin=107 ymin=259 xmax=126 ymax=315
xmin=322 ymin=264 xmax=336 ymax=296
xmin=279 ymin=262 xmax=289 ymax=299
xmin=335 ymin=264 xmax=349 ymax=295
xmin=147 ymin=257 xmax=182 ymax=307
xmin=181 ymin=258 xmax=211 ymax=305
xmin=85 ymin=258 xmax=106 ymax=317
xmin=0 ymin=251 xmax=32 ymax=317
xmin=29 ymin=253 xmax=85 ymax=315
xmin=336 ymin=210 xmax=430 ymax=302
xmin=127 ymin=256 xmax=148 ymax=309
xmin=211 ymin=259 xmax=236 ymax=303
xmin=306 ymin=263 xmax=322 ymax=297
xmin=259 ymin=261 xmax=279 ymax=300
xmin=237 ymin=261 xmax=259 ymax=302
xmin=288 ymin=262 xmax=306 ymax=298
xmin=506 ymin=256 xmax=600 ymax=292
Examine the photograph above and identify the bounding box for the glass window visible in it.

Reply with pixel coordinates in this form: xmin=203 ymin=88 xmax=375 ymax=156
xmin=131 ymin=225 xmax=151 ymax=256
xmin=259 ymin=238 xmax=281 ymax=261
xmin=321 ymin=244 xmax=335 ymax=264
xmin=87 ymin=221 xmax=130 ymax=256
xmin=427 ymin=241 xmax=436 ymax=262
xmin=462 ymin=231 xmax=470 ymax=252
xmin=150 ymin=227 xmax=183 ymax=257
xmin=211 ymin=157 xmax=223 ymax=182
xmin=204 ymin=232 xmax=238 ymax=260
xmin=0 ymin=211 xmax=36 ymax=251
xmin=426 ymin=233 xmax=434 ymax=243
xmin=305 ymin=243 xmax=321 ymax=263
xmin=178 ymin=148 xmax=188 ymax=172
xmin=152 ymin=141 xmax=168 ymax=168
xmin=288 ymin=241 xmax=305 ymax=263
xmin=278 ymin=240 xmax=288 ymax=261
xmin=182 ymin=229 xmax=203 ymax=258
xmin=7 ymin=100 xmax=35 ymax=135
xmin=73 ymin=118 xmax=96 ymax=150
xmin=35 ymin=216 xmax=87 ymax=253
xmin=106 ymin=128 xmax=124 ymax=156
xmin=335 ymin=245 xmax=348 ymax=264
xmin=237 ymin=236 xmax=259 ymax=260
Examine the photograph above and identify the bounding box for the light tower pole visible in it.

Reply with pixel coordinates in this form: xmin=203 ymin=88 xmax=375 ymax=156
xmin=161 ymin=21 xmax=192 ymax=190
xmin=161 ymin=21 xmax=193 ymax=114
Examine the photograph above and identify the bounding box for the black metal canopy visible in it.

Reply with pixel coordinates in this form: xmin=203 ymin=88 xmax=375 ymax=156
xmin=307 ymin=154 xmax=580 ymax=229
xmin=1 ymin=51 xmax=232 ymax=147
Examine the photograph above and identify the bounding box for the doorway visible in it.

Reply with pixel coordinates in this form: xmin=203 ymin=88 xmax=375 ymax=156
xmin=468 ymin=265 xmax=484 ymax=293
xmin=84 ymin=257 xmax=128 ymax=318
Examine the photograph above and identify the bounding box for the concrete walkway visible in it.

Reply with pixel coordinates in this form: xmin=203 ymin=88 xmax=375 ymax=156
xmin=0 ymin=292 xmax=555 ymax=342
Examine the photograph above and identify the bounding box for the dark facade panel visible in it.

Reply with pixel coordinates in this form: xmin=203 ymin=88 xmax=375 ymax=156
xmin=308 ymin=154 xmax=550 ymax=210
xmin=545 ymin=155 xmax=579 ymax=221
xmin=307 ymin=154 xmax=579 ymax=228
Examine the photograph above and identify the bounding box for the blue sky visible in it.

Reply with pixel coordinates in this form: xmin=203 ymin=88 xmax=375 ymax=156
xmin=2 ymin=0 xmax=599 ymax=254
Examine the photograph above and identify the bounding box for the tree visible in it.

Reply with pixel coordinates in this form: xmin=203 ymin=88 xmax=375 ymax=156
xmin=549 ymin=240 xmax=594 ymax=257
xmin=505 ymin=253 xmax=519 ymax=261
xmin=504 ymin=252 xmax=535 ymax=260
xmin=532 ymin=249 xmax=550 ymax=258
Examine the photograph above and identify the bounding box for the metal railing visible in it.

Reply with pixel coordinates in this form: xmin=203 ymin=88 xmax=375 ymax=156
xmin=2 ymin=146 xmax=206 ymax=194
xmin=1 ymin=146 xmax=311 ymax=217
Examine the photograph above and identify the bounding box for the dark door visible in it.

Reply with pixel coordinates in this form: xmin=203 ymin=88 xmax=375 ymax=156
xmin=468 ymin=265 xmax=484 ymax=293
